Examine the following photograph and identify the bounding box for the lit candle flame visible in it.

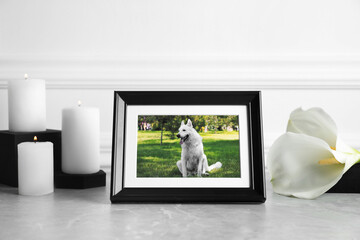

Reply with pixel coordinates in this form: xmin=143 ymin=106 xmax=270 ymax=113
xmin=24 ymin=74 xmax=28 ymax=80
xmin=34 ymin=136 xmax=38 ymax=141
xmin=78 ymin=100 xmax=82 ymax=107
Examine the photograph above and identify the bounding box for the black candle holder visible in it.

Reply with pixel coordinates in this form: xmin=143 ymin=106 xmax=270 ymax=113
xmin=55 ymin=170 xmax=106 ymax=189
xmin=0 ymin=129 xmax=61 ymax=187
xmin=327 ymin=163 xmax=360 ymax=193
xmin=0 ymin=129 xmax=106 ymax=189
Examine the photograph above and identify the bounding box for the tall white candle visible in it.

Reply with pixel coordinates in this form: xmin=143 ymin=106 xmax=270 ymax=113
xmin=8 ymin=74 xmax=46 ymax=132
xmin=18 ymin=136 xmax=54 ymax=196
xmin=62 ymin=101 xmax=100 ymax=174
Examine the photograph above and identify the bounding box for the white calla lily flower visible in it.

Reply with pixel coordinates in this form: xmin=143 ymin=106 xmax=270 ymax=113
xmin=268 ymin=107 xmax=360 ymax=199
xmin=287 ymin=107 xmax=337 ymax=148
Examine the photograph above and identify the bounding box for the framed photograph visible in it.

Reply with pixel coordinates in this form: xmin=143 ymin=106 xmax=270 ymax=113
xmin=110 ymin=91 xmax=265 ymax=203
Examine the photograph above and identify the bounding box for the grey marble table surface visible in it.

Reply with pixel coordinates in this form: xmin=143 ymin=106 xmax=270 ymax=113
xmin=1 ymin=168 xmax=360 ymax=240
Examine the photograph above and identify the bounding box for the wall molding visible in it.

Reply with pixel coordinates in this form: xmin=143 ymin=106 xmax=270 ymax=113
xmin=3 ymin=55 xmax=360 ymax=166
xmin=2 ymin=55 xmax=360 ymax=90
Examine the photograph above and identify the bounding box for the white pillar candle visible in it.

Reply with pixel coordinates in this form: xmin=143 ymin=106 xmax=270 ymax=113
xmin=8 ymin=75 xmax=46 ymax=132
xmin=18 ymin=136 xmax=54 ymax=196
xmin=62 ymin=101 xmax=100 ymax=174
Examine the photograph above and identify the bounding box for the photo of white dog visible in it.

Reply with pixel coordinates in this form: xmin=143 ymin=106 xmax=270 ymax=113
xmin=176 ymin=119 xmax=222 ymax=177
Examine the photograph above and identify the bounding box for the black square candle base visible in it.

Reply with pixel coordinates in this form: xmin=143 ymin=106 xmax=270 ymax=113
xmin=0 ymin=129 xmax=61 ymax=187
xmin=55 ymin=170 xmax=106 ymax=189
xmin=327 ymin=163 xmax=360 ymax=193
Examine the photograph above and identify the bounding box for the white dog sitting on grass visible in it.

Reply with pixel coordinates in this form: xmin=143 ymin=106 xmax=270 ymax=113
xmin=176 ymin=119 xmax=222 ymax=177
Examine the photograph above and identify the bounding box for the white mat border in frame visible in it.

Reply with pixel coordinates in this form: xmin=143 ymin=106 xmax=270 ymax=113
xmin=124 ymin=105 xmax=250 ymax=188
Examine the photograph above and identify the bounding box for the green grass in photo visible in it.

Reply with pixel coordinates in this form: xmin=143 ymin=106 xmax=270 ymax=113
xmin=136 ymin=131 xmax=240 ymax=178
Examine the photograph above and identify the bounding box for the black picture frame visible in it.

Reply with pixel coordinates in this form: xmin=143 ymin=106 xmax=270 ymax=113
xmin=110 ymin=91 xmax=266 ymax=203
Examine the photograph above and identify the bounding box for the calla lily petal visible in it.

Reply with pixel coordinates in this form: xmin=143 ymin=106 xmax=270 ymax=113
xmin=342 ymin=153 xmax=360 ymax=172
xmin=287 ymin=107 xmax=337 ymax=148
xmin=268 ymin=132 xmax=359 ymax=199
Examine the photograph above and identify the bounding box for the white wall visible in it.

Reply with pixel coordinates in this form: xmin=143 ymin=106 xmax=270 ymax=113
xmin=1 ymin=0 xmax=360 ymax=166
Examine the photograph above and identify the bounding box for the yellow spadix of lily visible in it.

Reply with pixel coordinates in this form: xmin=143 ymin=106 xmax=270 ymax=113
xmin=268 ymin=107 xmax=360 ymax=199
xmin=318 ymin=157 xmax=342 ymax=165
xmin=319 ymin=146 xmax=340 ymax=165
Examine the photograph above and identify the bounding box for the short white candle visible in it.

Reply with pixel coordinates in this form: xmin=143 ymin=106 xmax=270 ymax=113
xmin=8 ymin=74 xmax=46 ymax=132
xmin=62 ymin=101 xmax=100 ymax=174
xmin=18 ymin=136 xmax=54 ymax=196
